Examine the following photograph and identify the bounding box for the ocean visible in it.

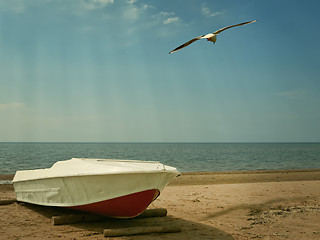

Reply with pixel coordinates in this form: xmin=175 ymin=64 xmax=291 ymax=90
xmin=1 ymin=142 xmax=320 ymax=177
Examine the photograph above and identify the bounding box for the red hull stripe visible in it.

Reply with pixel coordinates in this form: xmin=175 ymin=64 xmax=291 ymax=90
xmin=68 ymin=189 xmax=160 ymax=218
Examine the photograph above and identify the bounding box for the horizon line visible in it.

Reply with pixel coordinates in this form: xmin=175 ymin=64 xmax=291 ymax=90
xmin=0 ymin=141 xmax=319 ymax=144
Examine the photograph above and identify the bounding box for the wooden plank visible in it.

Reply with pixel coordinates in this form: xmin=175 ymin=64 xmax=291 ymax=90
xmin=0 ymin=199 xmax=16 ymax=205
xmin=104 ymin=225 xmax=182 ymax=237
xmin=136 ymin=208 xmax=167 ymax=218
xmin=52 ymin=208 xmax=167 ymax=225
xmin=52 ymin=214 xmax=105 ymax=225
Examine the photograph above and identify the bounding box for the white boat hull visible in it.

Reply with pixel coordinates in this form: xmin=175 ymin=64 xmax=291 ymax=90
xmin=13 ymin=159 xmax=179 ymax=217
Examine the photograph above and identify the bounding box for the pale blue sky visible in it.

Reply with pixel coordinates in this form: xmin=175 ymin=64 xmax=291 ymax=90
xmin=0 ymin=0 xmax=320 ymax=142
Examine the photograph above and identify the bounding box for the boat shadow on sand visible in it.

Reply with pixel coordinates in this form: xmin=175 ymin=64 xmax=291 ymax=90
xmin=20 ymin=202 xmax=234 ymax=240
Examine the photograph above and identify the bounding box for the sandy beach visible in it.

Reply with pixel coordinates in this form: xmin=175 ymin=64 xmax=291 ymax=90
xmin=1 ymin=170 xmax=320 ymax=240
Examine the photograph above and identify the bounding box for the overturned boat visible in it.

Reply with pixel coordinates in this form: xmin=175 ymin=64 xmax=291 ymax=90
xmin=13 ymin=158 xmax=179 ymax=218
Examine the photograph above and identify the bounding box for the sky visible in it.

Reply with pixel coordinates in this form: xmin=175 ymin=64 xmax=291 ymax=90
xmin=0 ymin=0 xmax=320 ymax=142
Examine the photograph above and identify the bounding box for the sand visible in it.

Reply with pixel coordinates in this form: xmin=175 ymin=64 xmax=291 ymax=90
xmin=1 ymin=170 xmax=320 ymax=240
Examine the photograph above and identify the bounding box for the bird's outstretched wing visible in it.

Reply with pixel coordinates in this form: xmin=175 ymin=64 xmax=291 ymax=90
xmin=213 ymin=20 xmax=256 ymax=35
xmin=169 ymin=36 xmax=203 ymax=54
xmin=169 ymin=20 xmax=256 ymax=54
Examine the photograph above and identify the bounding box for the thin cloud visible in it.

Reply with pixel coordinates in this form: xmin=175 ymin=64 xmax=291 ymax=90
xmin=0 ymin=0 xmax=33 ymax=13
xmin=126 ymin=0 xmax=137 ymax=4
xmin=0 ymin=103 xmax=27 ymax=111
xmin=201 ymin=4 xmax=225 ymax=18
xmin=155 ymin=11 xmax=181 ymax=25
xmin=0 ymin=0 xmax=114 ymax=14
xmin=123 ymin=2 xmax=152 ymax=20
xmin=81 ymin=0 xmax=114 ymax=11
xmin=277 ymin=89 xmax=306 ymax=98
xmin=163 ymin=16 xmax=180 ymax=24
xmin=148 ymin=11 xmax=186 ymax=38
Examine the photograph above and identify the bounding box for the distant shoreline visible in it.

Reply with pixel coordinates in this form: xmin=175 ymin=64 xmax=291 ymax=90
xmin=2 ymin=168 xmax=320 ymax=185
xmin=1 ymin=142 xmax=320 ymax=144
xmin=170 ymin=168 xmax=320 ymax=185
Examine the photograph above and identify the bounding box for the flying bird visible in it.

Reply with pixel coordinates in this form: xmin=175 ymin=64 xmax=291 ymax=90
xmin=169 ymin=20 xmax=256 ymax=54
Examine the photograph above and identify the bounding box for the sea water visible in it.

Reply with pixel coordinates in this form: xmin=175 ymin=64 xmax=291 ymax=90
xmin=0 ymin=142 xmax=320 ymax=175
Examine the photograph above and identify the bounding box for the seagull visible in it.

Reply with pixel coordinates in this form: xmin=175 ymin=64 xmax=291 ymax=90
xmin=169 ymin=20 xmax=256 ymax=54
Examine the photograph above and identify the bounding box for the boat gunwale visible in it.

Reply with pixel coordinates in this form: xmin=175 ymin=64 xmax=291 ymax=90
xmin=12 ymin=158 xmax=179 ymax=183
xmin=12 ymin=169 xmax=180 ymax=183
